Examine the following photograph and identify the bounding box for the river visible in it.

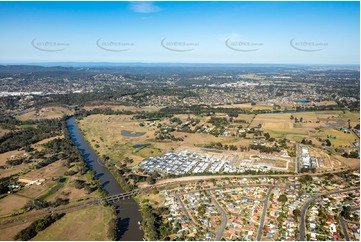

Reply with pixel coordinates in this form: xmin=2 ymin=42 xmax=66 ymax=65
xmin=66 ymin=116 xmax=143 ymax=241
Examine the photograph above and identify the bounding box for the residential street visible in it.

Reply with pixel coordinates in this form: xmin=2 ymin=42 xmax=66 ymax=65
xmin=299 ymin=187 xmax=359 ymax=240
xmin=207 ymin=190 xmax=228 ymax=241
xmin=256 ymin=187 xmax=274 ymax=241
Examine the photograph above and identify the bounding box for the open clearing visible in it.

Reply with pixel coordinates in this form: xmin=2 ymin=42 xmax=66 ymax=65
xmin=0 ymin=128 xmax=10 ymax=138
xmin=0 ymin=194 xmax=30 ymax=216
xmin=16 ymin=106 xmax=73 ymax=121
xmin=83 ymin=104 xmax=160 ymax=112
xmin=0 ymin=149 xmax=26 ymax=166
xmin=32 ymin=205 xmax=114 ymax=241
xmin=30 ymin=135 xmax=64 ymax=151
xmin=16 ymin=159 xmax=68 ymax=199
xmin=0 ymin=221 xmax=32 ymax=240
xmin=216 ymin=103 xmax=273 ymax=111
xmin=250 ymin=111 xmax=359 ymax=147
xmin=324 ymin=129 xmax=357 ymax=147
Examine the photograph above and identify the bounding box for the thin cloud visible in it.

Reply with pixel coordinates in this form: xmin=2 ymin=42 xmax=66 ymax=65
xmin=128 ymin=2 xmax=162 ymax=13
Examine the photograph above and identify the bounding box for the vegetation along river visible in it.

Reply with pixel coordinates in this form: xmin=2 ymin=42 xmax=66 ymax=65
xmin=66 ymin=116 xmax=143 ymax=241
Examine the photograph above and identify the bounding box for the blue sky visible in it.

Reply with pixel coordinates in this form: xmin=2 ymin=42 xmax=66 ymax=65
xmin=0 ymin=1 xmax=359 ymax=64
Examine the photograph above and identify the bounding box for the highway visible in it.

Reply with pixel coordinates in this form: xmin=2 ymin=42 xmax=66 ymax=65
xmin=299 ymin=187 xmax=359 ymax=240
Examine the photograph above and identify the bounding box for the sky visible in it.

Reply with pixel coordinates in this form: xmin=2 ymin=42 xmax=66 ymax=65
xmin=0 ymin=1 xmax=359 ymax=65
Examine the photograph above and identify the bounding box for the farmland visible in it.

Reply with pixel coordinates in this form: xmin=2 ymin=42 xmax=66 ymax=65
xmin=16 ymin=106 xmax=73 ymax=121
xmin=250 ymin=110 xmax=359 ymax=147
xmin=32 ymin=206 xmax=114 ymax=241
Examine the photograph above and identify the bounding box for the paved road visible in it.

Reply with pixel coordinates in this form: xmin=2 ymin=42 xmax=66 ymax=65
xmin=339 ymin=212 xmax=350 ymax=241
xmin=175 ymin=194 xmax=197 ymax=227
xmin=299 ymin=187 xmax=359 ymax=240
xmin=339 ymin=206 xmax=360 ymax=241
xmin=207 ymin=191 xmax=227 ymax=241
xmin=153 ymin=169 xmax=350 ymax=187
xmin=256 ymin=187 xmax=274 ymax=241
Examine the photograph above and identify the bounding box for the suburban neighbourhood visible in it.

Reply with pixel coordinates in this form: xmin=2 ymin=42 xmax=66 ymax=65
xmin=149 ymin=172 xmax=360 ymax=241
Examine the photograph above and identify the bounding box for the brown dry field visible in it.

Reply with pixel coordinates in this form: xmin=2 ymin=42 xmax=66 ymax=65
xmin=0 ymin=221 xmax=32 ymax=240
xmin=334 ymin=156 xmax=360 ymax=169
xmin=0 ymin=149 xmax=26 ymax=166
xmin=0 ymin=135 xmax=62 ymax=166
xmin=0 ymin=163 xmax=31 ymax=178
xmin=253 ymin=159 xmax=288 ymax=168
xmin=0 ymin=128 xmax=10 ymax=138
xmin=32 ymin=205 xmax=114 ymax=241
xmin=251 ymin=111 xmax=359 ymax=148
xmin=30 ymin=135 xmax=64 ymax=152
xmin=16 ymin=159 xmax=67 ymax=199
xmin=233 ymin=114 xmax=256 ymax=123
xmin=83 ymin=104 xmax=160 ymax=112
xmin=16 ymin=106 xmax=73 ymax=121
xmin=46 ymin=174 xmax=98 ymax=202
xmin=0 ymin=194 xmax=30 ymax=216
xmin=216 ymin=103 xmax=273 ymax=111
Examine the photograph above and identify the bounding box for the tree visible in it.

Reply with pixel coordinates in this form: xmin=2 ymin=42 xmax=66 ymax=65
xmin=278 ymin=194 xmax=288 ymax=203
xmin=293 ymin=208 xmax=301 ymax=218
xmin=299 ymin=174 xmax=313 ymax=183
xmin=325 ymin=139 xmax=332 ymax=146
xmin=341 ymin=206 xmax=351 ymax=219
xmin=146 ymin=176 xmax=156 ymax=185
xmin=264 ymin=132 xmax=270 ymax=140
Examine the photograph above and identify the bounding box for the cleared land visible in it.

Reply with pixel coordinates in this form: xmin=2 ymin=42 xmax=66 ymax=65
xmin=78 ymin=114 xmax=253 ymax=166
xmin=0 ymin=149 xmax=26 ymax=166
xmin=0 ymin=128 xmax=10 ymax=138
xmin=0 ymin=194 xmax=30 ymax=216
xmin=32 ymin=206 xmax=114 ymax=241
xmin=83 ymin=104 xmax=160 ymax=112
xmin=216 ymin=103 xmax=273 ymax=111
xmin=0 ymin=221 xmax=32 ymax=240
xmin=16 ymin=106 xmax=73 ymax=121
xmin=250 ymin=111 xmax=359 ymax=147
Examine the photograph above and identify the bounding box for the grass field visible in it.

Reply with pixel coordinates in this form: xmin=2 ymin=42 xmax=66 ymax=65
xmin=216 ymin=103 xmax=273 ymax=111
xmin=0 ymin=194 xmax=30 ymax=216
xmin=0 ymin=128 xmax=10 ymax=138
xmin=16 ymin=159 xmax=68 ymax=199
xmin=83 ymin=104 xmax=160 ymax=112
xmin=0 ymin=221 xmax=32 ymax=240
xmin=0 ymin=149 xmax=26 ymax=166
xmin=32 ymin=205 xmax=114 ymax=241
xmin=323 ymin=129 xmax=357 ymax=147
xmin=250 ymin=111 xmax=359 ymax=147
xmin=16 ymin=106 xmax=73 ymax=121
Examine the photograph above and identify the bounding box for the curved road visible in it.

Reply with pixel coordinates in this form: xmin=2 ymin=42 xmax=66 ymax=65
xmin=339 ymin=206 xmax=360 ymax=241
xmin=256 ymin=187 xmax=274 ymax=240
xmin=207 ymin=190 xmax=227 ymax=241
xmin=299 ymin=187 xmax=359 ymax=240
xmin=175 ymin=194 xmax=197 ymax=227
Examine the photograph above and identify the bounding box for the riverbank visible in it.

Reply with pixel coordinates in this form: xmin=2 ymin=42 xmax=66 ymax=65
xmin=66 ymin=116 xmax=143 ymax=241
